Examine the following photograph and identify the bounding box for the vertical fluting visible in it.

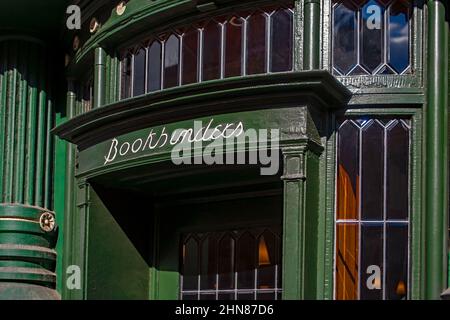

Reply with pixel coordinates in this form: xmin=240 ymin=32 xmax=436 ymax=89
xmin=0 ymin=38 xmax=58 ymax=299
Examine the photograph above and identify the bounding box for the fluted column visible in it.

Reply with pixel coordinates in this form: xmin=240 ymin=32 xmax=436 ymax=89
xmin=0 ymin=38 xmax=58 ymax=299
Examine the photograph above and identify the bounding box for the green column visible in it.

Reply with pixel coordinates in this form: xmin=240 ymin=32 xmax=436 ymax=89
xmin=281 ymin=142 xmax=321 ymax=299
xmin=0 ymin=38 xmax=58 ymax=299
xmin=303 ymin=0 xmax=320 ymax=70
xmin=94 ymin=47 xmax=106 ymax=109
xmin=425 ymin=0 xmax=449 ymax=300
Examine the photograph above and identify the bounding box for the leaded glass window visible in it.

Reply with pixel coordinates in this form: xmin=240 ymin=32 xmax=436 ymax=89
xmin=180 ymin=227 xmax=282 ymax=300
xmin=335 ymin=117 xmax=410 ymax=300
xmin=332 ymin=0 xmax=411 ymax=76
xmin=119 ymin=3 xmax=294 ymax=100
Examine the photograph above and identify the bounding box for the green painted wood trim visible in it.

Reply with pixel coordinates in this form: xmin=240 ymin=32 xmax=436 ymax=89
xmin=303 ymin=0 xmax=320 ymax=70
xmin=53 ymin=71 xmax=351 ymax=149
xmin=424 ymin=0 xmax=449 ymax=300
xmin=61 ymin=81 xmax=77 ymax=300
xmin=280 ymin=140 xmax=324 ymax=299
xmin=94 ymin=47 xmax=106 ymax=109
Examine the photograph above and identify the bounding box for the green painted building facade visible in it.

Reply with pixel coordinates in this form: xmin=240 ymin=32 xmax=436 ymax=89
xmin=0 ymin=0 xmax=449 ymax=300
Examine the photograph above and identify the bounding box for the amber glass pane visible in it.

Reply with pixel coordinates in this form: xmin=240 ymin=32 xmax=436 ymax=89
xmin=361 ymin=0 xmax=384 ymax=73
xmin=164 ymin=34 xmax=180 ymax=88
xmin=360 ymin=224 xmax=383 ymax=300
xmin=386 ymin=225 xmax=408 ymax=300
xmin=246 ymin=12 xmax=267 ymax=75
xmin=225 ymin=17 xmax=244 ymax=77
xmin=133 ymin=48 xmax=146 ymax=96
xmin=218 ymin=234 xmax=235 ymax=290
xmin=270 ymin=9 xmax=293 ymax=72
xmin=386 ymin=121 xmax=409 ymax=220
xmin=257 ymin=230 xmax=277 ymax=289
xmin=182 ymin=28 xmax=199 ymax=85
xmin=202 ymin=21 xmax=222 ymax=81
xmin=336 ymin=224 xmax=359 ymax=300
xmin=147 ymin=41 xmax=162 ymax=92
xmin=200 ymin=235 xmax=218 ymax=290
xmin=236 ymin=232 xmax=256 ymax=289
xmin=183 ymin=236 xmax=199 ymax=290
xmin=333 ymin=2 xmax=357 ymax=75
xmin=361 ymin=121 xmax=384 ymax=220
xmin=389 ymin=1 xmax=410 ymax=73
xmin=120 ymin=54 xmax=132 ymax=99
xmin=337 ymin=121 xmax=360 ymax=220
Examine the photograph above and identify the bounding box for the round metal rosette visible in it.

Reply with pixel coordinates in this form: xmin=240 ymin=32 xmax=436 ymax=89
xmin=39 ymin=212 xmax=56 ymax=233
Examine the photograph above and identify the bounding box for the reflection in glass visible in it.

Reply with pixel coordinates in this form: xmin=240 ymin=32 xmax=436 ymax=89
xmin=225 ymin=17 xmax=244 ymax=77
xmin=246 ymin=12 xmax=267 ymax=75
xmin=120 ymin=53 xmax=132 ymax=99
xmin=257 ymin=231 xmax=277 ymax=289
xmin=336 ymin=117 xmax=410 ymax=301
xmin=202 ymin=21 xmax=222 ymax=81
xmin=182 ymin=228 xmax=281 ymax=300
xmin=389 ymin=2 xmax=410 ymax=73
xmin=133 ymin=48 xmax=146 ymax=96
xmin=119 ymin=4 xmax=294 ymax=100
xmin=164 ymin=34 xmax=180 ymax=88
xmin=360 ymin=225 xmax=383 ymax=300
xmin=386 ymin=121 xmax=409 ymax=220
xmin=182 ymin=29 xmax=199 ymax=85
xmin=201 ymin=235 xmax=218 ymax=290
xmin=270 ymin=9 xmax=293 ymax=72
xmin=361 ymin=121 xmax=384 ymax=220
xmin=237 ymin=232 xmax=256 ymax=289
xmin=332 ymin=0 xmax=411 ymax=76
xmin=333 ymin=2 xmax=357 ymax=75
xmin=337 ymin=121 xmax=360 ymax=220
xmin=361 ymin=0 xmax=384 ymax=73
xmin=183 ymin=236 xmax=199 ymax=291
xmin=147 ymin=41 xmax=162 ymax=92
xmin=218 ymin=234 xmax=234 ymax=290
xmin=336 ymin=224 xmax=359 ymax=300
xmin=386 ymin=225 xmax=408 ymax=300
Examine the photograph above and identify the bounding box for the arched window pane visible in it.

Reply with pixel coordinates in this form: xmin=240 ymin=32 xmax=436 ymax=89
xmin=147 ymin=41 xmax=162 ymax=92
xmin=164 ymin=34 xmax=180 ymax=89
xmin=133 ymin=48 xmax=146 ymax=96
xmin=270 ymin=9 xmax=293 ymax=72
xmin=246 ymin=12 xmax=267 ymax=75
xmin=120 ymin=53 xmax=132 ymax=99
xmin=182 ymin=236 xmax=199 ymax=291
xmin=202 ymin=21 xmax=222 ymax=81
xmin=337 ymin=121 xmax=360 ymax=220
xmin=182 ymin=28 xmax=199 ymax=85
xmin=225 ymin=17 xmax=244 ymax=77
xmin=361 ymin=121 xmax=384 ymax=220
xmin=236 ymin=231 xmax=256 ymax=289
